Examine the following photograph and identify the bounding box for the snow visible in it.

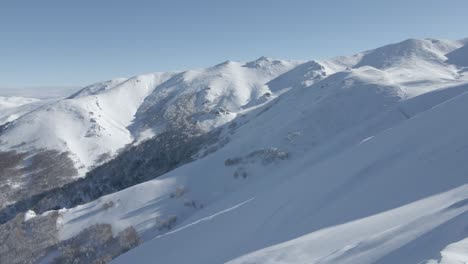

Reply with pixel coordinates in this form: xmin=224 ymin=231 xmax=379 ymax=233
xmin=353 ymin=38 xmax=460 ymax=69
xmin=108 ymin=83 xmax=468 ymax=264
xmin=130 ymin=57 xmax=301 ymax=136
xmin=3 ymin=37 xmax=468 ymax=263
xmin=267 ymin=60 xmax=326 ymax=92
xmin=110 ymin=38 xmax=468 ymax=263
xmin=0 ymin=96 xmax=39 ymax=109
xmin=0 ymin=96 xmax=55 ymax=125
xmin=446 ymin=43 xmax=468 ymax=67
xmin=67 ymin=78 xmax=128 ymax=98
xmin=427 ymin=237 xmax=468 ymax=264
xmin=24 ymin=210 xmax=37 ymax=221
xmin=0 ymin=72 xmax=177 ymax=174
xmin=0 ymin=58 xmax=300 ymax=174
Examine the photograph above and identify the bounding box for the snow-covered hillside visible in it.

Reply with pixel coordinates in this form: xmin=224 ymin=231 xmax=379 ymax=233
xmin=1 ymin=37 xmax=468 ymax=264
xmin=0 ymin=73 xmax=177 ymax=174
xmin=0 ymin=96 xmax=51 ymax=125
xmin=0 ymin=58 xmax=300 ymax=176
xmin=0 ymin=57 xmax=304 ymax=223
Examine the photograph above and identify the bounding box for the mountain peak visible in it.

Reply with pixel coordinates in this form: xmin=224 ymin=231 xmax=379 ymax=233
xmin=352 ymin=37 xmax=460 ymax=69
xmin=68 ymin=77 xmax=128 ymax=99
xmin=214 ymin=60 xmax=239 ymax=68
xmin=244 ymin=56 xmax=283 ymax=68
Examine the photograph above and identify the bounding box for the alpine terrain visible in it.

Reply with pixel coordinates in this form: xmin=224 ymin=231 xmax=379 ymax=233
xmin=1 ymin=37 xmax=468 ymax=264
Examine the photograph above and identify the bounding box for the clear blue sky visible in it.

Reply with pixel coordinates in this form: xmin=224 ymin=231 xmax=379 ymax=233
xmin=1 ymin=0 xmax=467 ymax=88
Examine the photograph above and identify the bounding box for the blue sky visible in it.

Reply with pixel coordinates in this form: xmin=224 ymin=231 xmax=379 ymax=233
xmin=1 ymin=0 xmax=467 ymax=88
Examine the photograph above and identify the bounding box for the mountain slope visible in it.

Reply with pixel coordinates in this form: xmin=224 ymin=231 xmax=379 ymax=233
xmin=0 ymin=58 xmax=300 ymax=215
xmin=0 ymin=73 xmax=176 ymax=173
xmin=0 ymin=96 xmax=49 ymax=125
xmin=130 ymin=57 xmax=301 ymax=140
xmin=446 ymin=42 xmax=468 ymax=67
xmin=0 ymin=58 xmax=300 ymax=175
xmin=113 ymin=83 xmax=468 ymax=264
xmin=50 ymin=39 xmax=468 ymax=263
xmin=109 ymin=38 xmax=468 ymax=263
xmin=1 ymin=37 xmax=468 ymax=264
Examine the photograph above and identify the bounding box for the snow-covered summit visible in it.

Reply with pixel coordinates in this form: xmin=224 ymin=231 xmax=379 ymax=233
xmin=0 ymin=58 xmax=300 ymax=175
xmin=128 ymin=57 xmax=301 ymax=139
xmin=1 ymin=36 xmax=466 ymax=191
xmin=353 ymin=38 xmax=460 ymax=69
xmin=67 ymin=78 xmax=128 ymax=99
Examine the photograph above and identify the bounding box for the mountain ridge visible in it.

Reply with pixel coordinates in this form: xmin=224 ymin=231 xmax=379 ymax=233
xmin=1 ymin=36 xmax=468 ymax=264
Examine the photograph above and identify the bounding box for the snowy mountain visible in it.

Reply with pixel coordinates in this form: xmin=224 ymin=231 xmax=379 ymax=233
xmin=0 ymin=96 xmax=48 ymax=125
xmin=0 ymin=58 xmax=302 ymax=211
xmin=1 ymin=37 xmax=468 ymax=264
